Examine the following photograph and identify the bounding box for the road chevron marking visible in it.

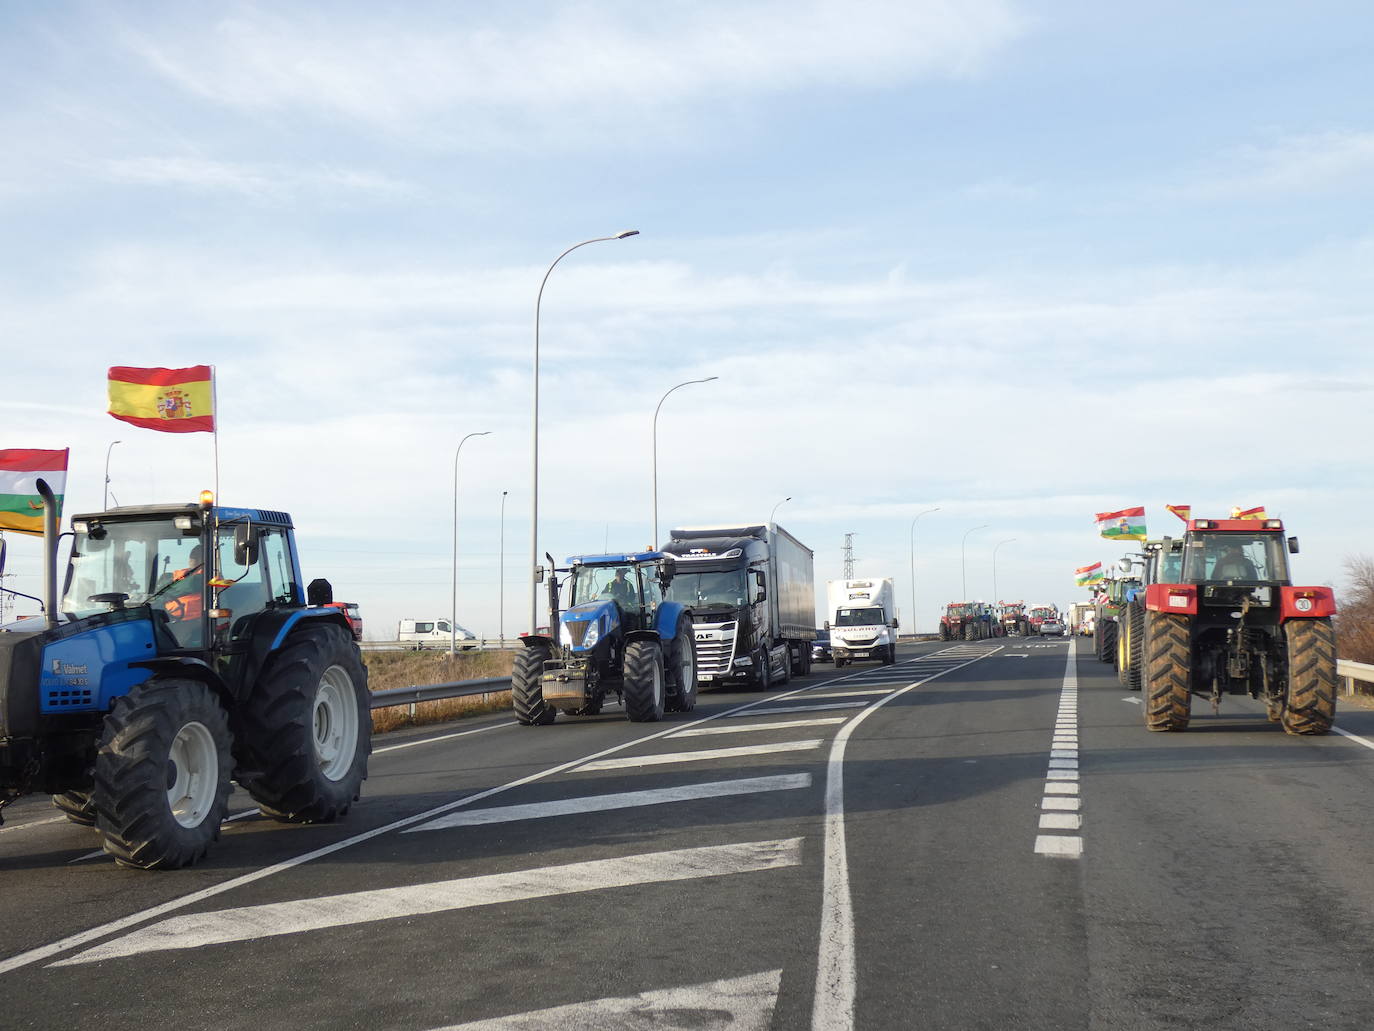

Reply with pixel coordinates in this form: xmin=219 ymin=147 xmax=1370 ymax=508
xmin=432 ymin=970 xmax=782 ymax=1030
xmin=576 ymin=739 xmax=823 ymax=772
xmin=405 ymin=774 xmax=812 ymax=832
xmin=52 ymin=838 xmax=805 ymax=967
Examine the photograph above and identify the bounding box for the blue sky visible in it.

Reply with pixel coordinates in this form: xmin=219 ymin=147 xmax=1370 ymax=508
xmin=2 ymin=1 xmax=1372 ymax=635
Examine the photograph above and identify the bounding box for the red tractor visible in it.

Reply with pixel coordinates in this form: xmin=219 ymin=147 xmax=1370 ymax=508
xmin=939 ymin=602 xmax=982 ymax=641
xmin=1141 ymin=517 xmax=1337 ymax=734
xmin=1001 ymin=601 xmax=1028 ymax=636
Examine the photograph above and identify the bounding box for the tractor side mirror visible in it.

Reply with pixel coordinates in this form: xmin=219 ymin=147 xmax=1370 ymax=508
xmin=1288 ymin=536 xmax=1300 ymax=554
xmin=534 ymin=565 xmax=545 ymax=584
xmin=307 ymin=578 xmax=333 ymax=606
xmin=0 ymin=538 xmax=6 ymax=578
xmin=824 ymin=620 xmax=831 ymax=630
xmin=234 ymin=522 xmax=259 ymax=566
xmin=892 ymin=617 xmax=900 ymax=629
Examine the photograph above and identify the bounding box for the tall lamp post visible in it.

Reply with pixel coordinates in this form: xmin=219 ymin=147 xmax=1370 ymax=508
xmin=452 ymin=431 xmax=491 ymax=654
xmin=992 ymin=538 xmax=1016 ymax=604
xmin=769 ymin=496 xmax=791 ymax=525
xmin=652 ymin=376 xmax=718 ymax=547
xmin=531 ymin=230 xmax=639 ymax=633
xmin=961 ymin=524 xmax=989 ymax=600
xmin=908 ymin=506 xmax=939 ymax=635
xmin=103 ymin=440 xmax=122 ymax=510
xmin=499 ymin=490 xmax=508 ymax=645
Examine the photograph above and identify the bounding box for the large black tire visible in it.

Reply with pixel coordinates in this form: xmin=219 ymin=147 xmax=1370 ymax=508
xmin=1116 ymin=614 xmax=1131 ymax=687
xmin=624 ymin=640 xmax=665 ymax=722
xmin=1281 ymin=618 xmax=1337 ymax=735
xmin=1144 ymin=612 xmax=1192 ymax=732
xmin=753 ymin=648 xmax=774 ymax=689
xmin=238 ymin=624 xmax=371 ymax=823
xmin=512 ymin=641 xmax=556 ymax=725
xmin=882 ymin=643 xmax=896 ymax=665
xmin=666 ymin=616 xmax=698 ymax=714
xmin=962 ymin=623 xmax=974 ymax=641
xmin=834 ymin=654 xmax=847 ymax=668
xmin=939 ymin=624 xmax=950 ymax=642
xmin=1101 ymin=620 xmax=1118 ymax=666
xmin=1126 ymin=604 xmax=1144 ymax=692
xmin=1093 ymin=623 xmax=1105 ymax=661
xmin=51 ymin=790 xmax=96 ymax=826
xmin=94 ymin=678 xmax=233 ymax=870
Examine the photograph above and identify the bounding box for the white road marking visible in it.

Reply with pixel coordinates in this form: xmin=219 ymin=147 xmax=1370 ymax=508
xmin=728 ymin=701 xmax=868 ymax=717
xmin=1034 ymin=835 xmax=1083 ymax=858
xmin=406 ymin=774 xmax=811 ymax=832
xmin=0 ymin=815 xmax=66 ymax=835
xmin=802 ymin=688 xmax=901 ymax=699
xmin=1122 ymin=697 xmax=1142 ymax=706
xmin=373 ymin=720 xmax=517 ymax=755
xmin=1050 ymin=750 xmax=1078 ymax=759
xmin=1039 ymin=813 xmax=1082 ymax=830
xmin=1045 ymin=782 xmax=1079 ymax=796
xmin=670 ymin=717 xmax=846 ymax=737
xmin=1041 ymin=797 xmax=1081 ymax=811
xmin=1334 ymin=727 xmax=1374 ymax=752
xmin=576 ymin=740 xmax=822 ymax=772
xmin=813 ymin=645 xmax=1002 ymax=1031
xmin=432 ymin=970 xmax=782 ymax=1030
xmin=54 ymin=838 xmax=804 ymax=966
xmin=1049 ymin=758 xmax=1079 ymax=769
xmin=67 ymin=805 xmax=265 ymax=865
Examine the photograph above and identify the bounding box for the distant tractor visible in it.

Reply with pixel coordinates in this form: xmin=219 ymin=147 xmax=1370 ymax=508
xmin=1092 ymin=582 xmax=1134 ymax=665
xmin=1116 ymin=540 xmax=1182 ymax=692
xmin=1001 ymin=602 xmax=1029 ymax=637
xmin=1140 ymin=517 xmax=1336 ymax=734
xmin=1028 ymin=603 xmax=1061 ymax=637
xmin=0 ymin=486 xmax=370 ymax=869
xmin=940 ymin=602 xmax=986 ymax=641
xmin=512 ymin=551 xmax=696 ymax=724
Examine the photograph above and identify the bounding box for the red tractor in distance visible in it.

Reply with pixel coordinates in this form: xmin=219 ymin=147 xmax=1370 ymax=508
xmin=1001 ymin=602 xmax=1028 ymax=636
xmin=1141 ymin=517 xmax=1337 ymax=734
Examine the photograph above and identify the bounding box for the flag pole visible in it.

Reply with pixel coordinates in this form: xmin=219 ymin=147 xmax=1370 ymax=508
xmin=211 ymin=365 xmax=220 ymax=503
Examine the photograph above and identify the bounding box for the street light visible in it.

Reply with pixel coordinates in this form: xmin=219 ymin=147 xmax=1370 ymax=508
xmin=452 ymin=431 xmax=491 ymax=654
xmin=531 ymin=230 xmax=639 ymax=633
xmin=961 ymin=524 xmax=989 ymax=600
xmin=652 ymin=376 xmax=718 ymax=547
xmin=769 ymin=496 xmax=791 ymax=525
xmin=103 ymin=440 xmax=122 ymax=510
xmin=908 ymin=506 xmax=939 ymax=636
xmin=499 ymin=490 xmax=508 ymax=645
xmin=992 ymin=538 xmax=1017 ymax=604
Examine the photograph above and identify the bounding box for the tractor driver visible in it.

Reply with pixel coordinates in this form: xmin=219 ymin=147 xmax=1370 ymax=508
xmin=1211 ymin=542 xmax=1259 ymax=580
xmin=163 ymin=544 xmax=206 ymax=625
xmin=603 ymin=567 xmax=636 ymax=606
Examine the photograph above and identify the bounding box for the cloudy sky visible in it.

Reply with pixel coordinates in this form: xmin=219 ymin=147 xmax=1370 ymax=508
xmin=2 ymin=1 xmax=1371 ymax=636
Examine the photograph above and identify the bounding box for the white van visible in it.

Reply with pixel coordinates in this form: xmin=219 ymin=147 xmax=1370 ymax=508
xmin=397 ymin=618 xmax=479 ymax=649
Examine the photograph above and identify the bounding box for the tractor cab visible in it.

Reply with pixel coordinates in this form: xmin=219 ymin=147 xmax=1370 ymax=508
xmin=561 ymin=551 xmax=675 ymax=642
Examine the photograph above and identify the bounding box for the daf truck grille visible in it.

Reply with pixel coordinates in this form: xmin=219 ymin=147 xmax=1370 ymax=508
xmin=694 ymin=637 xmax=735 ymax=677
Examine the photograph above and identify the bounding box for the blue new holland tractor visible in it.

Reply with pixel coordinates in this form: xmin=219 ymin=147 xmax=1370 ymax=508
xmin=0 ymin=482 xmax=370 ymax=869
xmin=513 ymin=551 xmax=696 ymax=724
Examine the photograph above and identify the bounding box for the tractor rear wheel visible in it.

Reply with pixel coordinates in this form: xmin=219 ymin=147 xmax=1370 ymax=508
xmin=51 ymin=790 xmax=96 ymax=826
xmin=238 ymin=624 xmax=371 ymax=823
xmin=666 ymin=616 xmax=698 ymax=714
xmin=1281 ymin=618 xmax=1337 ymax=736
xmin=1126 ymin=605 xmax=1144 ymax=692
xmin=512 ymin=641 xmax=555 ymax=725
xmin=94 ymin=678 xmax=233 ymax=869
xmin=1102 ymin=620 xmax=1118 ymax=666
xmin=1143 ymin=612 xmax=1191 ymax=732
xmin=623 ymin=640 xmax=665 ymax=722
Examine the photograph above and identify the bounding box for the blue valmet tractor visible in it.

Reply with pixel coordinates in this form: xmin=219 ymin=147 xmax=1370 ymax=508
xmin=513 ymin=551 xmax=696 ymax=724
xmin=0 ymin=482 xmax=371 ymax=869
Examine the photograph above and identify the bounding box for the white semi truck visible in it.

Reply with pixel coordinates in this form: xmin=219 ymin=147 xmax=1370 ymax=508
xmin=826 ymin=577 xmax=899 ymax=666
xmin=663 ymin=523 xmax=816 ymax=689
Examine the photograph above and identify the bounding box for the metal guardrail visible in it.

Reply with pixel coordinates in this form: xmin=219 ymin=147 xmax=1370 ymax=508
xmin=369 ymin=676 xmax=512 ymax=710
xmin=1338 ymin=659 xmax=1374 ymax=696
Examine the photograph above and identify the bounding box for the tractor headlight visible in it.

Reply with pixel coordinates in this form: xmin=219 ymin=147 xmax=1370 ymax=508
xmin=583 ymin=619 xmax=601 ymax=649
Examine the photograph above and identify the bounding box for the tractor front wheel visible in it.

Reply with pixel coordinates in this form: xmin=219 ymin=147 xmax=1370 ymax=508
xmin=239 ymin=624 xmax=371 ymax=823
xmin=512 ymin=641 xmax=556 ymax=725
xmin=666 ymin=616 xmax=698 ymax=714
xmin=1281 ymin=618 xmax=1337 ymax=736
xmin=623 ymin=640 xmax=665 ymax=722
xmin=1143 ymin=612 xmax=1191 ymax=732
xmin=94 ymin=678 xmax=233 ymax=869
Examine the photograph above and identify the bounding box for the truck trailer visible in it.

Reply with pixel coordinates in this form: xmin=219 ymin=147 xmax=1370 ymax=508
xmin=662 ymin=523 xmax=816 ymax=689
xmin=826 ymin=577 xmax=898 ymax=666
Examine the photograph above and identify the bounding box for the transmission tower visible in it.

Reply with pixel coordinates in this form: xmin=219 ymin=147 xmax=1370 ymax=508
xmin=842 ymin=532 xmax=856 ymax=579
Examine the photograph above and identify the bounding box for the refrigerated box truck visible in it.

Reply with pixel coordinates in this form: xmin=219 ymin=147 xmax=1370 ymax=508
xmin=826 ymin=577 xmax=899 ymax=666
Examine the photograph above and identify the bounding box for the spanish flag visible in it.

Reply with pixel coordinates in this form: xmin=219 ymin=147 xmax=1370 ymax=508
xmin=1166 ymin=504 xmax=1191 ymax=523
xmin=1231 ymin=505 xmax=1266 ymax=520
xmin=108 ymin=366 xmax=215 ymax=433
xmin=0 ymin=448 xmax=68 ymax=535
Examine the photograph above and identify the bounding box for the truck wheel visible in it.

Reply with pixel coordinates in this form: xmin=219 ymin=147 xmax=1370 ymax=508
xmin=1281 ymin=618 xmax=1337 ymax=736
xmin=51 ymin=790 xmax=96 ymax=826
xmin=834 ymin=654 xmax=847 ymax=668
xmin=755 ymin=648 xmax=774 ymax=689
xmin=94 ymin=678 xmax=233 ymax=870
xmin=623 ymin=640 xmax=665 ymax=722
xmin=238 ymin=624 xmax=371 ymax=823
xmin=512 ymin=641 xmax=556 ymax=725
xmin=790 ymin=643 xmax=807 ymax=677
xmin=666 ymin=616 xmax=698 ymax=713
xmin=1143 ymin=612 xmax=1191 ymax=732
xmin=1126 ymin=606 xmax=1144 ymax=692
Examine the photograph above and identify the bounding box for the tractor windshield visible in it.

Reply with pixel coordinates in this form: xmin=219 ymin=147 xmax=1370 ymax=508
xmin=1157 ymin=547 xmax=1184 ymax=583
xmin=666 ymin=569 xmax=748 ymax=611
xmin=1182 ymin=532 xmax=1288 ymax=583
xmin=63 ymin=517 xmax=205 ymax=648
xmin=571 ymin=564 xmax=639 ymax=608
xmin=947 ymin=604 xmax=972 ymax=618
xmin=835 ymin=606 xmax=884 ymax=627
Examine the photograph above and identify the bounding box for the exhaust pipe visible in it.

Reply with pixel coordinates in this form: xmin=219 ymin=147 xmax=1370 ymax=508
xmin=36 ymin=478 xmax=58 ymax=630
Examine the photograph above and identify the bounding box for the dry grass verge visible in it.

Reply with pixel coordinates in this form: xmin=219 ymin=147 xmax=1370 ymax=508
xmin=365 ymin=648 xmax=516 ymax=734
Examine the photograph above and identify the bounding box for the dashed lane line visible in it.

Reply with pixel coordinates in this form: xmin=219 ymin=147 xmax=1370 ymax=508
xmin=1035 ymin=644 xmax=1082 ymax=860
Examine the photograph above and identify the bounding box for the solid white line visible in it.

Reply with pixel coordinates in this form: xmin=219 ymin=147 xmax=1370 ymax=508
xmin=1034 ymin=835 xmax=1083 ymax=858
xmin=0 ymin=815 xmax=66 ymax=835
xmin=1334 ymin=727 xmax=1374 ymax=752
xmin=670 ymin=717 xmax=847 ymax=738
xmin=1039 ymin=813 xmax=1082 ymax=830
xmin=812 ymin=645 xmax=1001 ymax=1030
xmin=576 ymin=739 xmax=823 ymax=772
xmin=54 ymin=838 xmax=805 ymax=965
xmin=432 ymin=970 xmax=783 ymax=1030
xmin=406 ymin=774 xmax=812 ymax=832
xmin=373 ymin=720 xmax=518 ymax=755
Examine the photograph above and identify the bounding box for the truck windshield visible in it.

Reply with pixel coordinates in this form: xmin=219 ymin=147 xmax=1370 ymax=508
xmin=62 ymin=517 xmax=205 ymax=647
xmin=1182 ymin=532 xmax=1288 ymax=583
xmin=836 ymin=606 xmax=884 ymax=627
xmin=666 ymin=570 xmax=747 ymax=610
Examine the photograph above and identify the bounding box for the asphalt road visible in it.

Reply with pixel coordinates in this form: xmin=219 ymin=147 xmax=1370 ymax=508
xmin=4 ymin=637 xmax=1374 ymax=1030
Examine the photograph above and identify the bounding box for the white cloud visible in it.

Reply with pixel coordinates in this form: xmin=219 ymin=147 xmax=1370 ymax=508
xmin=102 ymin=156 xmax=419 ymax=203
xmin=1174 ymin=129 xmax=1374 ymax=200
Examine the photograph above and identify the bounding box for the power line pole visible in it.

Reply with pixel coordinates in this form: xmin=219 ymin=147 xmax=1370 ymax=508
xmin=842 ymin=532 xmax=856 ymax=579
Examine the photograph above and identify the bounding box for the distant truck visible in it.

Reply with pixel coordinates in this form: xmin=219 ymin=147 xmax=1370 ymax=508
xmin=825 ymin=577 xmax=898 ymax=666
xmin=1068 ymin=601 xmax=1096 ymax=636
xmin=663 ymin=523 xmax=815 ymax=688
